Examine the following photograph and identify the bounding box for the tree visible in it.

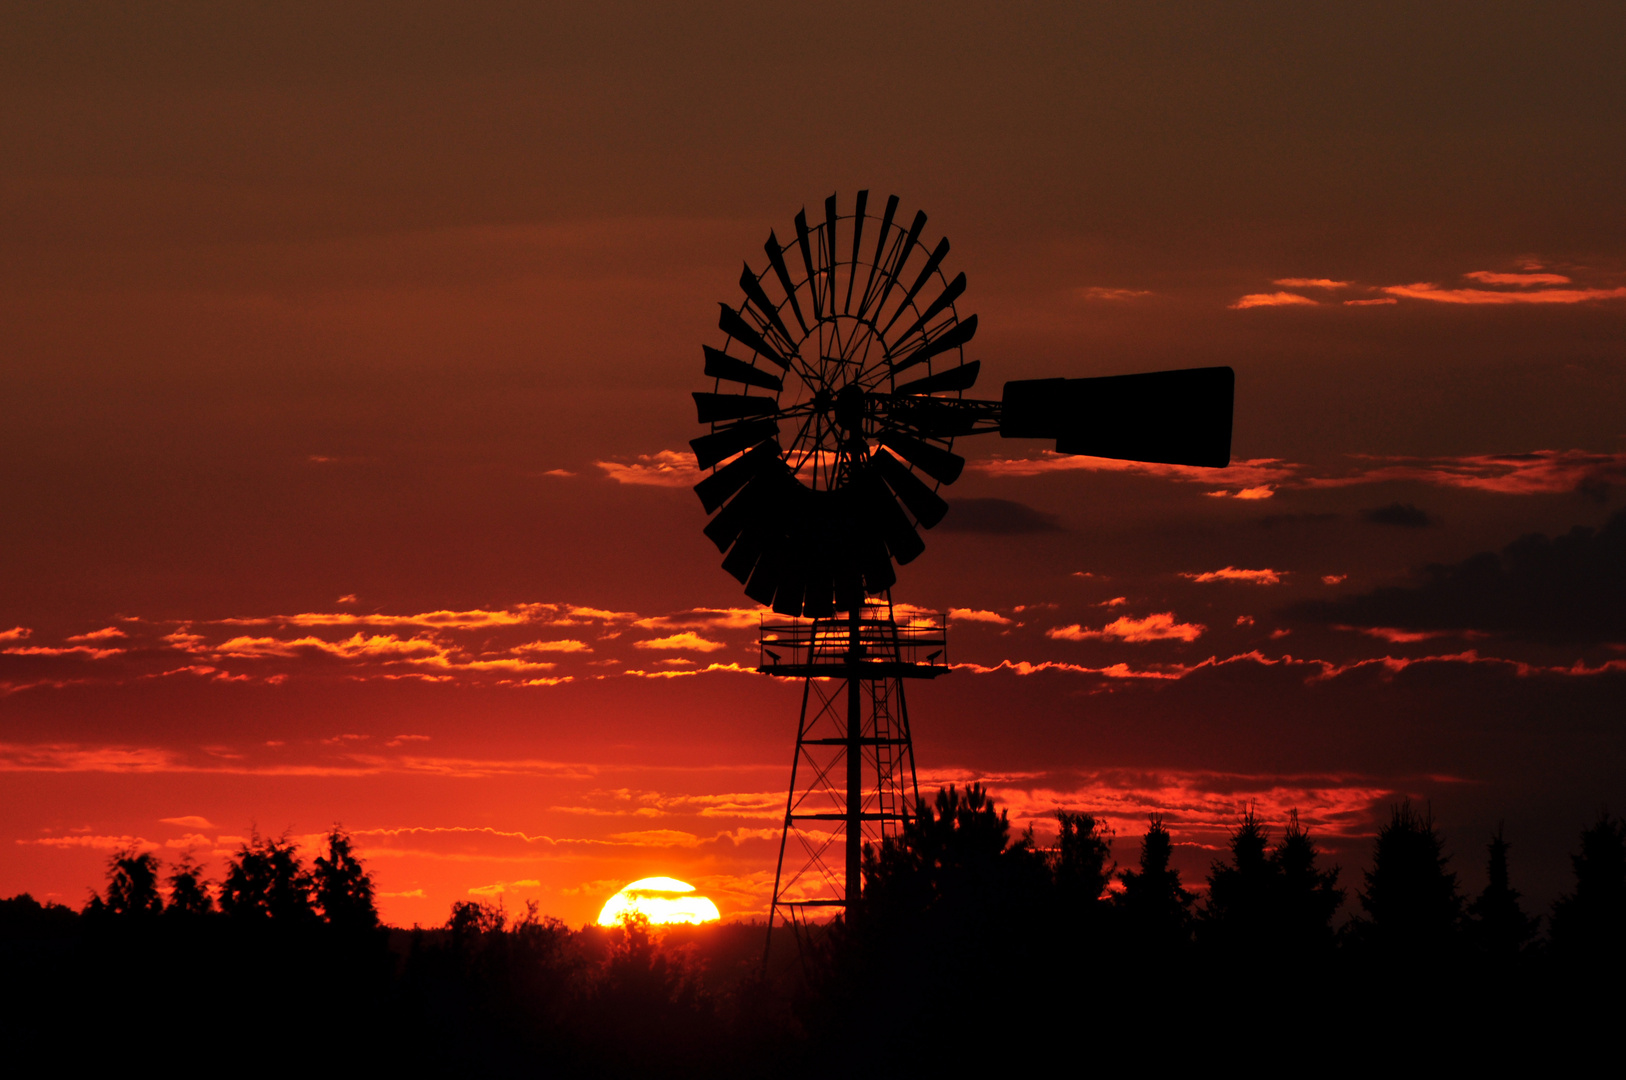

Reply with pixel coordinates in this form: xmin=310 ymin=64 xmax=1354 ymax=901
xmin=1354 ymin=801 xmax=1461 ymax=958
xmin=313 ymin=827 xmax=378 ymax=931
xmin=1466 ymin=825 xmax=1536 ymax=961
xmin=219 ymin=831 xmax=315 ymax=922
xmin=1270 ymin=810 xmax=1344 ymax=958
xmin=1115 ymin=816 xmax=1193 ymax=954
xmin=164 ymin=854 xmax=213 ymax=917
xmin=1052 ymin=809 xmax=1114 ymax=913
xmin=1549 ymin=812 xmax=1626 ymax=963
xmin=1201 ymin=808 xmax=1278 ymax=957
xmin=103 ymin=848 xmax=163 ymax=917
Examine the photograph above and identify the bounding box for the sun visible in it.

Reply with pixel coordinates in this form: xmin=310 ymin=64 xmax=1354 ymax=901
xmin=597 ymin=876 xmax=721 ymax=926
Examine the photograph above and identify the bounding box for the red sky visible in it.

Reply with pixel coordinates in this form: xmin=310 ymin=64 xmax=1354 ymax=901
xmin=3 ymin=3 xmax=1624 ymax=927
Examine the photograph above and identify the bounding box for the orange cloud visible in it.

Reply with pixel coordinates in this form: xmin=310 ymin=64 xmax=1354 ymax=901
xmin=1230 ymin=292 xmax=1318 ymax=309
xmin=66 ymin=626 xmax=126 ymax=643
xmin=1047 ymin=612 xmax=1206 ymax=643
xmin=1308 ymin=450 xmax=1626 ymax=495
xmin=1273 ymin=278 xmax=1348 ymax=289
xmin=1182 ymin=567 xmax=1284 ymax=585
xmin=0 ymin=627 xmax=30 ymax=642
xmin=159 ymin=815 xmax=216 ymax=829
xmin=974 ymin=453 xmax=1298 ymax=488
xmin=1077 ymin=286 xmax=1152 ymax=301
xmin=633 ymin=607 xmax=764 ymax=630
xmin=3 ymin=644 xmax=124 ymax=660
xmin=596 ymin=450 xmax=703 ymax=487
xmin=633 ymin=632 xmax=727 ymax=652
xmin=1343 ymin=297 xmax=1397 ymax=306
xmin=1382 ymin=282 xmax=1626 ymax=304
xmin=1463 ymin=270 xmax=1572 ymax=285
xmin=511 ymin=639 xmax=593 ymax=654
xmin=948 ymin=608 xmax=1012 ymax=625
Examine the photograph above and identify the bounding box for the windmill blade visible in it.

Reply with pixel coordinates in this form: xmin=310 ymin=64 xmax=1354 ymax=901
xmin=870 ymin=209 xmax=927 ymax=324
xmin=693 ymin=392 xmax=778 ymax=424
xmin=857 ymin=471 xmax=926 ymax=565
xmin=721 ymin=524 xmax=768 ymax=583
xmin=894 ymin=360 xmax=981 ymax=398
xmin=880 ymin=236 xmax=950 ymax=336
xmin=890 ymin=314 xmax=977 ymax=375
xmin=794 ymin=210 xmax=819 ymax=318
xmin=744 ymin=541 xmax=786 ymax=606
xmin=802 ymin=558 xmax=836 ymax=618
xmin=764 ymin=231 xmax=809 ymax=335
xmin=771 ymin=551 xmax=807 ymax=617
xmin=844 ymin=189 xmax=868 ymax=315
xmin=856 ymin=195 xmax=901 ymax=320
xmin=823 ymin=194 xmax=839 ymax=308
xmin=858 ymin=532 xmax=896 ymax=594
xmin=704 ymin=345 xmax=783 ymax=392
xmin=718 ymin=304 xmax=789 ymax=370
xmin=878 ymin=431 xmax=965 ymax=486
xmin=894 ymin=271 xmax=966 ymax=344
xmin=1001 ymin=366 xmax=1234 ymax=468
xmin=872 ymin=448 xmax=949 ymax=529
xmin=738 ymin=266 xmax=799 ymax=354
xmin=694 ymin=440 xmax=781 ymax=514
xmin=690 ymin=417 xmax=778 ymax=471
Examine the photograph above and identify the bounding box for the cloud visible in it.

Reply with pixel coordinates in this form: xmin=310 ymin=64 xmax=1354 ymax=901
xmin=596 ymin=450 xmax=702 ymax=488
xmin=633 ymin=632 xmax=727 ymax=652
xmin=937 ymin=497 xmax=1062 ymax=534
xmin=0 ymin=627 xmax=30 ymax=642
xmin=1309 ymin=450 xmax=1626 ymax=496
xmin=3 ymin=644 xmax=125 ymax=660
xmin=974 ymin=454 xmax=1298 ymax=489
xmin=1077 ymin=286 xmax=1152 ymax=301
xmin=633 ymin=607 xmax=763 ymax=630
xmin=1361 ymin=502 xmax=1434 ymax=528
xmin=948 ymin=608 xmax=1013 ymax=625
xmin=1047 ymin=612 xmax=1206 ymax=643
xmin=511 ymin=639 xmax=593 ymax=654
xmin=1181 ymin=567 xmax=1284 ymax=585
xmin=1286 ymin=509 xmax=1626 ymax=645
xmin=1273 ymin=278 xmax=1349 ymax=289
xmin=1343 ymin=298 xmax=1397 ymax=306
xmin=66 ymin=627 xmax=126 ymax=643
xmin=159 ymin=815 xmax=215 ymax=829
xmin=1381 ymin=282 xmax=1626 ymax=305
xmin=1230 ymin=292 xmax=1319 ymax=309
xmin=1464 ymin=271 xmax=1572 ymax=286
xmin=19 ymin=834 xmax=160 ymax=851
xmin=1322 ymin=574 xmax=1348 ymax=585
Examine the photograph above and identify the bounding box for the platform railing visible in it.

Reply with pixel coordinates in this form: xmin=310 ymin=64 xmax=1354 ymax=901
xmin=759 ymin=608 xmax=948 ymax=673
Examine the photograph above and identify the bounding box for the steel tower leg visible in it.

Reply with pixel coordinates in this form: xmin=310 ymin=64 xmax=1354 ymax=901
xmin=846 ymin=607 xmax=862 ymax=915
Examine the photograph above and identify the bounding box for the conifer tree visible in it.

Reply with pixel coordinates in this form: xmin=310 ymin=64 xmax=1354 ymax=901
xmin=1115 ymin=817 xmax=1192 ymax=954
xmin=1355 ymin=801 xmax=1461 ymax=958
xmin=1053 ymin=810 xmax=1114 ymax=911
xmin=1201 ymin=808 xmax=1278 ymax=956
xmin=1549 ymin=812 xmax=1626 ymax=963
xmin=164 ymin=854 xmax=214 ymax=917
xmin=1270 ymin=810 xmax=1343 ymax=957
xmin=1466 ymin=825 xmax=1536 ymax=960
xmin=219 ymin=831 xmax=315 ymax=922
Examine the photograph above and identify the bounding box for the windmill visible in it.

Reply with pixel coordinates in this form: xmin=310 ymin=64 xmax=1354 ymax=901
xmin=689 ymin=191 xmax=1233 ymax=945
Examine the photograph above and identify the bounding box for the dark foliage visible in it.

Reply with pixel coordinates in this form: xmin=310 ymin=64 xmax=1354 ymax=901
xmin=313 ymin=826 xmax=379 ymax=931
xmin=218 ymin=830 xmax=316 ymax=922
xmin=101 ymin=848 xmax=163 ymax=917
xmin=1467 ymin=825 xmax=1538 ymax=962
xmin=1549 ymin=811 xmax=1626 ymax=965
xmin=1115 ymin=815 xmax=1193 ymax=955
xmin=1350 ymin=800 xmax=1462 ymax=960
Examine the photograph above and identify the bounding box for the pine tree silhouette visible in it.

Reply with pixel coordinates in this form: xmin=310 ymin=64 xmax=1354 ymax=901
xmin=313 ymin=826 xmax=378 ymax=931
xmin=219 ymin=830 xmax=315 ymax=922
xmin=1116 ymin=816 xmax=1192 ymax=955
xmin=1201 ymin=807 xmax=1277 ymax=959
xmin=1549 ymin=812 xmax=1626 ymax=964
xmin=103 ymin=849 xmax=163 ymax=917
xmin=1466 ymin=825 xmax=1536 ymax=961
xmin=1052 ymin=809 xmax=1114 ymax=912
xmin=1270 ymin=810 xmax=1343 ymax=959
xmin=1354 ymin=801 xmax=1461 ymax=960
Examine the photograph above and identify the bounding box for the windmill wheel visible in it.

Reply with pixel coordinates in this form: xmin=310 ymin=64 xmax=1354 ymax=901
xmin=691 ymin=191 xmax=981 ymax=617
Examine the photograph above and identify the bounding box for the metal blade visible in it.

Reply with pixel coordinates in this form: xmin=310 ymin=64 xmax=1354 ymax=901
xmin=704 ymin=345 xmax=783 ymax=392
xmin=744 ymin=543 xmax=784 ymax=606
xmin=894 ymin=271 xmax=966 ymax=344
xmin=1002 ymin=367 xmax=1235 ymax=468
xmin=794 ymin=210 xmax=819 ymax=319
xmin=765 ymin=231 xmax=809 ymax=335
xmin=890 ymin=313 xmax=977 ymax=375
xmin=690 ymin=417 xmax=778 ymax=471
xmin=862 ymin=532 xmax=900 ymax=589
xmin=823 ymin=194 xmax=839 ymax=311
xmin=858 ymin=471 xmax=925 ymax=565
xmin=894 ymin=360 xmax=981 ymax=398
xmin=872 ymin=448 xmax=949 ymax=529
xmin=694 ymin=440 xmax=780 ymax=514
xmin=721 ymin=525 xmax=767 ymax=583
xmin=693 ymin=392 xmax=777 ymax=424
xmin=856 ymin=195 xmax=901 ymax=320
xmin=878 ymin=431 xmax=965 ymax=486
xmin=739 ymin=265 xmax=799 ymax=354
xmin=870 ymin=209 xmax=927 ymax=327
xmin=701 ymin=474 xmax=766 ymax=552
xmin=802 ymin=562 xmax=836 ymax=618
xmin=880 ymin=236 xmax=950 ymax=336
xmin=844 ymin=189 xmax=868 ymax=315
xmin=771 ymin=553 xmax=806 ymax=617
xmin=718 ymin=304 xmax=789 ymax=370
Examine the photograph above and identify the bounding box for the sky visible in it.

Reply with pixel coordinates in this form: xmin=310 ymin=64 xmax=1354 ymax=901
xmin=3 ymin=2 xmax=1624 ymax=927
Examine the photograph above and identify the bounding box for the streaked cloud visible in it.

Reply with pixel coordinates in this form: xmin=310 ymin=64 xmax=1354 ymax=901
xmin=1382 ymin=281 xmax=1626 ymax=305
xmin=1230 ymin=291 xmax=1319 ymax=309
xmin=0 ymin=627 xmax=30 ymax=642
xmin=633 ymin=632 xmax=727 ymax=652
xmin=512 ymin=639 xmax=593 ymax=654
xmin=1464 ymin=271 xmax=1571 ymax=286
xmin=948 ymin=608 xmax=1013 ymax=625
xmin=1181 ymin=567 xmax=1284 ymax=585
xmin=159 ymin=815 xmax=215 ymax=829
xmin=1273 ymin=278 xmax=1348 ymax=289
xmin=1077 ymin=286 xmax=1152 ymax=301
xmin=1047 ymin=612 xmax=1206 ymax=643
xmin=66 ymin=627 xmax=126 ymax=643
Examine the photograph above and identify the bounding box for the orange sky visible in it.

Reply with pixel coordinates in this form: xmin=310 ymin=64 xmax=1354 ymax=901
xmin=3 ymin=3 xmax=1624 ymax=925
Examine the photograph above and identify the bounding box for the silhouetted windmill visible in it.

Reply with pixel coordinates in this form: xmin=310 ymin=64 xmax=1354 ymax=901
xmin=690 ymin=192 xmax=1233 ymax=947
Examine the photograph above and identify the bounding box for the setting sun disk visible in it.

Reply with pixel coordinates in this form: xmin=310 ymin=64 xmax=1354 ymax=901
xmin=597 ymin=877 xmax=720 ymax=926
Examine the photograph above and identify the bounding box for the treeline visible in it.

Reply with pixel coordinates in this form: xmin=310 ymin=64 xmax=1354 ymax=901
xmin=3 ymin=795 xmax=1622 ymax=1074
